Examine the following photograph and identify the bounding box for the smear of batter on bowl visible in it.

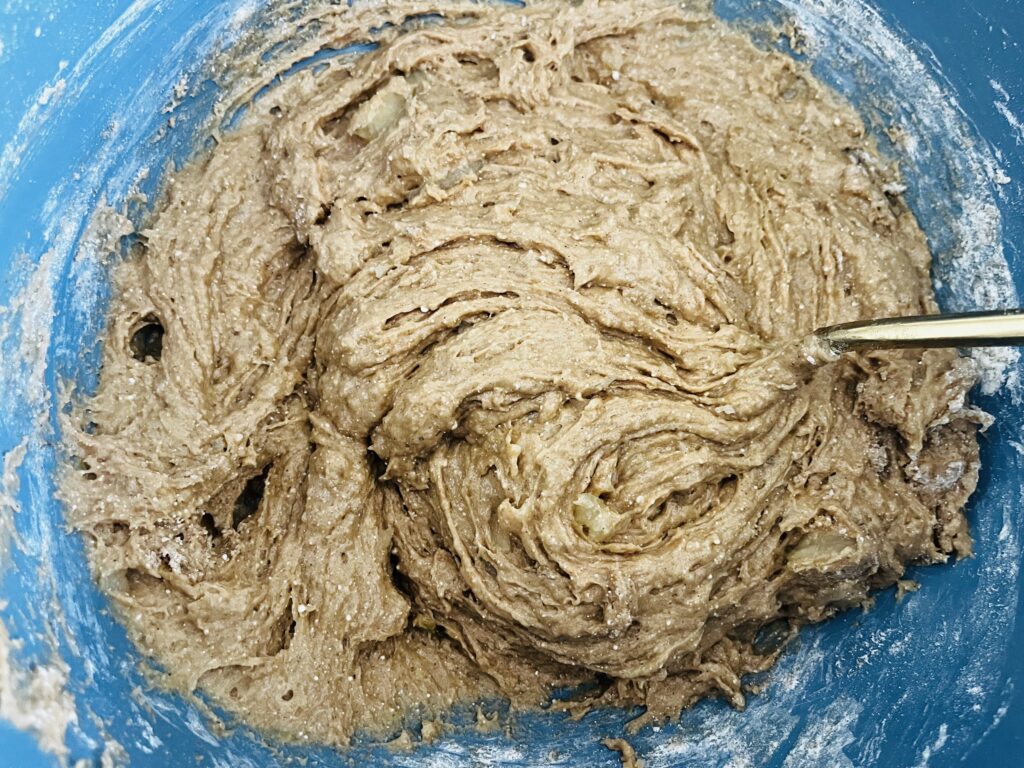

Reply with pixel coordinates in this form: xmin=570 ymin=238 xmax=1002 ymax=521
xmin=62 ymin=0 xmax=987 ymax=747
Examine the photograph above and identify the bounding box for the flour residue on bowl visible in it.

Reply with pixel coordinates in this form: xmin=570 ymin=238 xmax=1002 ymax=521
xmin=780 ymin=696 xmax=860 ymax=768
xmin=0 ymin=439 xmax=27 ymax=566
xmin=0 ymin=437 xmax=80 ymax=763
xmin=0 ymin=236 xmax=83 ymax=762
xmin=0 ymin=621 xmax=77 ymax=761
xmin=990 ymin=79 xmax=1024 ymax=147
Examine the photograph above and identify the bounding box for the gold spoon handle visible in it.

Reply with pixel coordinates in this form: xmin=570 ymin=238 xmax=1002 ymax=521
xmin=817 ymin=309 xmax=1024 ymax=352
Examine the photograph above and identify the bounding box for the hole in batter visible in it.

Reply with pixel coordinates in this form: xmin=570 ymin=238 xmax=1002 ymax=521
xmin=653 ymin=298 xmax=680 ymax=327
xmin=652 ymin=127 xmax=676 ymax=146
xmin=593 ymin=672 xmax=615 ymax=696
xmin=367 ymin=449 xmax=388 ymax=480
xmin=129 ymin=316 xmax=164 ymax=362
xmin=233 ymin=465 xmax=271 ymax=529
xmin=718 ymin=475 xmax=738 ymax=501
xmin=200 ymin=512 xmax=221 ymax=540
xmin=266 ymin=600 xmax=297 ymax=656
xmin=389 ymin=551 xmax=417 ymax=601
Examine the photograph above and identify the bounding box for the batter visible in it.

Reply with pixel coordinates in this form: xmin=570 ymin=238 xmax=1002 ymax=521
xmin=62 ymin=0 xmax=984 ymax=746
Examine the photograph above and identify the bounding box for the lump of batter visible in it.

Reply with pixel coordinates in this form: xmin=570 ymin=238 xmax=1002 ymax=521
xmin=62 ymin=0 xmax=984 ymax=746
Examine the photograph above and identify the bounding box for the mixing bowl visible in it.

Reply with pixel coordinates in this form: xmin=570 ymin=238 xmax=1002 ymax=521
xmin=0 ymin=1 xmax=1021 ymax=765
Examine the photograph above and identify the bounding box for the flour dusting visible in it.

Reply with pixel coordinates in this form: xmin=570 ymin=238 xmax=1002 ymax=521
xmin=991 ymin=79 xmax=1024 ymax=146
xmin=0 ymin=439 xmax=27 ymax=567
xmin=1 ymin=248 xmax=57 ymax=410
xmin=0 ymin=618 xmax=78 ymax=760
xmin=913 ymin=722 xmax=949 ymax=768
xmin=780 ymin=696 xmax=861 ymax=768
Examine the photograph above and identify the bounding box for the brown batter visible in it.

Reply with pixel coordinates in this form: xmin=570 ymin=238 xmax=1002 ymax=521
xmin=62 ymin=0 xmax=984 ymax=746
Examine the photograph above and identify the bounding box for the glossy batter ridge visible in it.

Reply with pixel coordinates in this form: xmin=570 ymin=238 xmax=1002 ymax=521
xmin=63 ymin=0 xmax=984 ymax=745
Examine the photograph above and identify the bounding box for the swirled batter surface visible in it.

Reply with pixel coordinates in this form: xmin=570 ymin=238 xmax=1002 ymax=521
xmin=64 ymin=0 xmax=984 ymax=746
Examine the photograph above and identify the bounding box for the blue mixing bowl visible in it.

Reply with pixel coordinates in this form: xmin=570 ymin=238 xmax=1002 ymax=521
xmin=0 ymin=1 xmax=1021 ymax=765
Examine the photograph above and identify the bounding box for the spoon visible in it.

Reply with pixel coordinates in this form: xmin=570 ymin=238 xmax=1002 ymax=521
xmin=815 ymin=308 xmax=1024 ymax=353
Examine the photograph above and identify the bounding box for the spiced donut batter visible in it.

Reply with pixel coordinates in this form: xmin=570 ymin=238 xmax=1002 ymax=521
xmin=63 ymin=0 xmax=984 ymax=745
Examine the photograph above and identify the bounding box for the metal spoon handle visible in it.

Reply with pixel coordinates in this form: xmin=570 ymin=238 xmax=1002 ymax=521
xmin=816 ymin=309 xmax=1024 ymax=352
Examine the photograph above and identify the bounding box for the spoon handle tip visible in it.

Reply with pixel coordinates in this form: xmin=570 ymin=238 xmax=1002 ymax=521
xmin=816 ymin=309 xmax=1024 ymax=352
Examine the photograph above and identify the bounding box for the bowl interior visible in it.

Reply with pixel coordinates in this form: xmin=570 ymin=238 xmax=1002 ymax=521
xmin=0 ymin=1 xmax=1021 ymax=766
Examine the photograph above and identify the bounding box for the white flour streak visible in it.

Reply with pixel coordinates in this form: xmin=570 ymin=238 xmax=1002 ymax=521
xmin=0 ymin=439 xmax=27 ymax=567
xmin=229 ymin=0 xmax=259 ymax=31
xmin=780 ymin=696 xmax=861 ymax=768
xmin=0 ymin=619 xmax=78 ymax=761
xmin=471 ymin=744 xmax=527 ymax=764
xmin=390 ymin=743 xmax=533 ymax=767
xmin=37 ymin=79 xmax=67 ymax=107
xmin=913 ymin=722 xmax=949 ymax=768
xmin=0 ymin=247 xmax=57 ymax=415
xmin=392 ymin=745 xmax=467 ymax=768
xmin=0 ymin=0 xmax=164 ymax=199
xmin=991 ymin=79 xmax=1024 ymax=145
